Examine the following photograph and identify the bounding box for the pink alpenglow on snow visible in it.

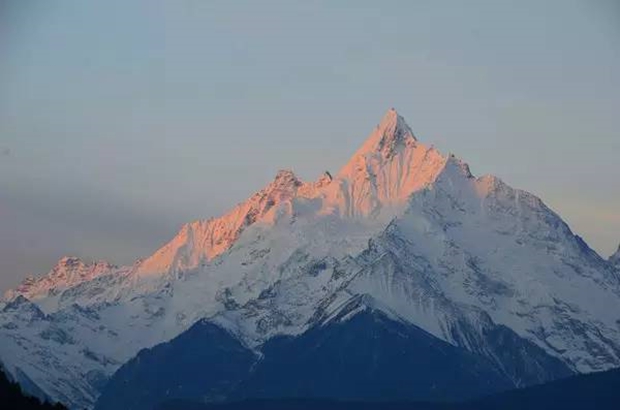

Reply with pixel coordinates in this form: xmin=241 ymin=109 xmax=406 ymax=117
xmin=4 ymin=257 xmax=117 ymax=302
xmin=136 ymin=109 xmax=456 ymax=276
xmin=6 ymin=109 xmax=471 ymax=285
xmin=3 ymin=109 xmax=620 ymax=410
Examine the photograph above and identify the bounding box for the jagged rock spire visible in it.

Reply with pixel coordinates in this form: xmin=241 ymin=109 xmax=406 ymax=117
xmin=351 ymin=108 xmax=417 ymax=159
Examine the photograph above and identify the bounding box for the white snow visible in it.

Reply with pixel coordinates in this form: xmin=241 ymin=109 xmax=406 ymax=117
xmin=1 ymin=109 xmax=619 ymax=409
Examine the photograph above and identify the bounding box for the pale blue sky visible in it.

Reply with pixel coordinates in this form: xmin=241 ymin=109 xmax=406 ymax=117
xmin=0 ymin=0 xmax=619 ymax=291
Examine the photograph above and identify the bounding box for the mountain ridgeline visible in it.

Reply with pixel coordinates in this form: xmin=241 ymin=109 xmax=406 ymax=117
xmin=1 ymin=109 xmax=619 ymax=409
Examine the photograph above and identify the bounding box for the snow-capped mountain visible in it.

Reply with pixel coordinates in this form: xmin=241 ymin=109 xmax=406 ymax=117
xmin=1 ymin=109 xmax=619 ymax=409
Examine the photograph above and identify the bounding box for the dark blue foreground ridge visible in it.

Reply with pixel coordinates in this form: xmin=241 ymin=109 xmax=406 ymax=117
xmin=95 ymin=299 xmax=572 ymax=410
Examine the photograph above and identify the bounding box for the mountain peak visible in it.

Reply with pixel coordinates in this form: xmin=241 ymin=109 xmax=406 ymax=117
xmin=4 ymin=256 xmax=117 ymax=302
xmin=53 ymin=256 xmax=87 ymax=271
xmin=52 ymin=256 xmax=115 ymax=272
xmin=331 ymin=109 xmax=451 ymax=218
xmin=356 ymin=108 xmax=417 ymax=158
xmin=137 ymin=169 xmax=312 ymax=276
xmin=270 ymin=169 xmax=302 ymax=189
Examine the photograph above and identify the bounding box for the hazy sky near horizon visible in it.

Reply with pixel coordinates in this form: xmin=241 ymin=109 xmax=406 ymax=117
xmin=0 ymin=0 xmax=619 ymax=292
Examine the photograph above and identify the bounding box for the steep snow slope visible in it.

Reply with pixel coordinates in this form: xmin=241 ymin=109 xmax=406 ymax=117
xmin=341 ymin=167 xmax=620 ymax=372
xmin=1 ymin=109 xmax=619 ymax=409
xmin=209 ymin=156 xmax=620 ymax=372
xmin=135 ymin=169 xmax=332 ymax=277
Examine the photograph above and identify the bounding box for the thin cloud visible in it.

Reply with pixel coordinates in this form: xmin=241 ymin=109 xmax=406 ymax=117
xmin=1 ymin=147 xmax=11 ymax=157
